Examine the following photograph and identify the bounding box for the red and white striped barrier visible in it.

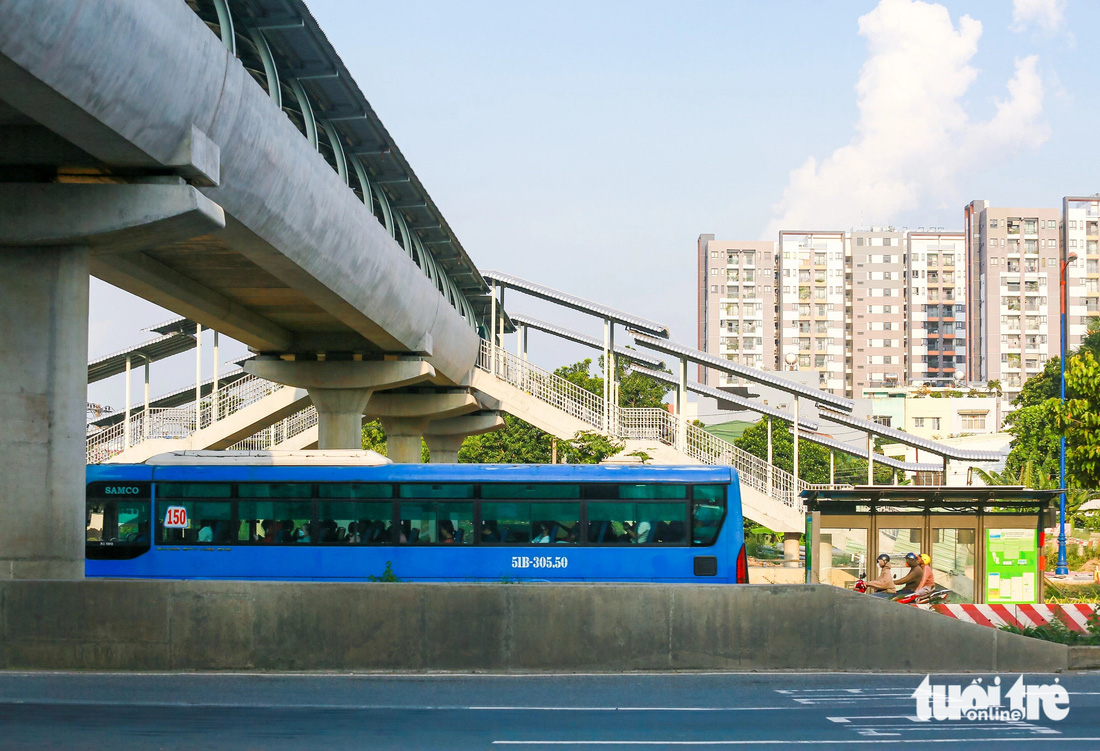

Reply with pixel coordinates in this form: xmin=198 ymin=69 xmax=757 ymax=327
xmin=920 ymin=603 xmax=1098 ymax=632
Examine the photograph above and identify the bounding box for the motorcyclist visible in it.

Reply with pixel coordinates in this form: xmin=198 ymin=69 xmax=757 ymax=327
xmin=864 ymin=553 xmax=896 ymax=596
xmin=893 ymin=552 xmax=925 ymax=594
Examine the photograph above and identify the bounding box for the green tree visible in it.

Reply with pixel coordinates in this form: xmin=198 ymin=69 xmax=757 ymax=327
xmin=558 ymin=430 xmax=625 ymax=464
xmin=1056 ymin=350 xmax=1100 ymax=489
xmin=458 ymin=414 xmax=552 ymax=463
xmin=733 ymin=418 xmax=829 ymax=483
xmin=553 ymin=356 xmax=670 ymax=409
xmin=1003 ymin=401 xmax=1061 ymax=480
xmin=554 ymin=359 xmax=603 ymax=395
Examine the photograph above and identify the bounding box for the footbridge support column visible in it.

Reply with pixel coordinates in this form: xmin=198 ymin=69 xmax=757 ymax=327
xmin=244 ymin=359 xmax=436 ymax=450
xmin=783 ymin=532 xmax=801 ymax=569
xmin=370 ymin=390 xmax=482 ymax=464
xmin=0 ymin=182 xmax=225 ymax=580
xmin=425 ymin=412 xmax=506 ymax=463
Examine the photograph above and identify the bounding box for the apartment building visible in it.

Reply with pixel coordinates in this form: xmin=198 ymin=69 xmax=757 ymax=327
xmin=908 ymin=231 xmax=967 ymax=386
xmin=964 ymin=200 xmax=1080 ymax=401
xmin=700 ymin=229 xmax=954 ymax=397
xmin=848 ymin=229 xmax=909 ymax=393
xmin=776 ymin=231 xmax=847 ymax=394
xmin=697 ymin=235 xmax=776 ymax=385
xmin=1064 ymin=195 xmax=1100 ymax=330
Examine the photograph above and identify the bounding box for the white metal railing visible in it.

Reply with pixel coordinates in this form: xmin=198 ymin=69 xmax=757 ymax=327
xmin=86 ymin=373 xmax=286 ymax=463
xmin=476 ymin=340 xmax=807 ymax=511
xmin=228 ymin=407 xmax=319 ymax=451
xmin=480 ymin=341 xmax=604 ymax=429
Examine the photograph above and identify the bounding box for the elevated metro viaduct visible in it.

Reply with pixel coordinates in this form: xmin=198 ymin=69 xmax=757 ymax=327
xmin=0 ymin=0 xmax=502 ymax=579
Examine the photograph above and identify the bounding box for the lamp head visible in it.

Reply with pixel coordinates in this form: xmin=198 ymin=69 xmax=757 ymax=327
xmin=1069 ymin=252 xmax=1079 ymax=263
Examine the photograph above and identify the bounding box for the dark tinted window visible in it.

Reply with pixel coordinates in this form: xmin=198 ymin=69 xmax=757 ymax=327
xmin=399 ymin=502 xmax=474 ymax=544
xmin=480 ymin=502 xmax=580 ymax=544
xmin=398 ymin=484 xmax=474 ymax=499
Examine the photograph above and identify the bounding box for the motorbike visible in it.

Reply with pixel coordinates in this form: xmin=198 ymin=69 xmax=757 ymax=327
xmin=853 ymin=572 xmax=952 ymax=604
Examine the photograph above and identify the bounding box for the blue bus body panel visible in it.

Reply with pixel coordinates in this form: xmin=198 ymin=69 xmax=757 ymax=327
xmin=86 ymin=464 xmax=743 ymax=583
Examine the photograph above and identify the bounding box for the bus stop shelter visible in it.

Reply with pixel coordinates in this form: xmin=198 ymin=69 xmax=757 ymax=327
xmin=801 ymin=486 xmax=1060 ymax=605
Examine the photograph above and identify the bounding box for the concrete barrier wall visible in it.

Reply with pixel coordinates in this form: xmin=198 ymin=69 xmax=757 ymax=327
xmin=0 ymin=581 xmax=1067 ymax=672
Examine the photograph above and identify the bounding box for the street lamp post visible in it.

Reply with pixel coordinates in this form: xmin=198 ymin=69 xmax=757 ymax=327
xmin=1057 ymin=251 xmax=1077 ymax=576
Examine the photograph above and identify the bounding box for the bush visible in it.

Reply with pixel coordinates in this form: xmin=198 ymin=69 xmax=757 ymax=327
xmin=1001 ymin=608 xmax=1100 ymax=645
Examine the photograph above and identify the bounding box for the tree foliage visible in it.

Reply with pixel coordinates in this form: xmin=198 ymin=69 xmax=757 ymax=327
xmin=1056 ymin=350 xmax=1100 ymax=489
xmin=732 ymin=418 xmax=896 ymax=484
xmin=458 ymin=414 xmax=552 ymax=464
xmin=554 ymin=355 xmax=670 ymax=409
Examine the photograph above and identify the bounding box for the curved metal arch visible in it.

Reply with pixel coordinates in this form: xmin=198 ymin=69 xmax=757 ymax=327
xmin=247 ymin=28 xmax=280 ymax=108
xmin=346 ymin=153 xmax=372 ymax=204
xmin=285 ymin=78 xmax=318 ymax=149
xmin=461 ymin=294 xmax=477 ymax=328
xmin=406 ymin=223 xmax=430 ymax=272
xmin=374 ymin=179 xmax=395 ymax=237
xmin=318 ymin=119 xmax=348 ymax=184
xmin=211 ymin=0 xmax=236 ymax=55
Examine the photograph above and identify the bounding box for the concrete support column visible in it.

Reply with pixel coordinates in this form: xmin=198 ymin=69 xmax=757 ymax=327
xmin=244 ymin=359 xmax=436 ymax=450
xmin=783 ymin=532 xmax=801 ymax=569
xmin=424 ymin=435 xmax=464 ymax=463
xmin=0 ymin=246 xmax=88 ymax=579
xmin=424 ymin=411 xmax=505 ymax=464
xmin=309 ymin=388 xmax=374 ymax=450
xmin=383 ymin=417 xmax=430 ymax=464
xmin=370 ymin=390 xmax=484 ymax=463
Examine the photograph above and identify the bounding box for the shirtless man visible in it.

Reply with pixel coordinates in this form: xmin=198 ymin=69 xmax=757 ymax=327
xmin=894 ymin=552 xmax=925 ymax=593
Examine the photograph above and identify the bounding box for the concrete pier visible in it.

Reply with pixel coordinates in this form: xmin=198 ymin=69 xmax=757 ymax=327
xmin=0 ymin=247 xmax=88 ymax=579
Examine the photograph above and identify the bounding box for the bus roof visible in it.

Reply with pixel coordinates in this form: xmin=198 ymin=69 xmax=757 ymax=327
xmin=141 ymin=450 xmax=392 ymax=467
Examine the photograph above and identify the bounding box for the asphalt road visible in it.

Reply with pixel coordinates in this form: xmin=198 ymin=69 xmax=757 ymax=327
xmin=1 ymin=671 xmax=1099 ymax=749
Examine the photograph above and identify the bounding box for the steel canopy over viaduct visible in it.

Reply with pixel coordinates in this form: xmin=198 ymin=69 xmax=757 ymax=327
xmin=0 ymin=0 xmax=492 ymax=578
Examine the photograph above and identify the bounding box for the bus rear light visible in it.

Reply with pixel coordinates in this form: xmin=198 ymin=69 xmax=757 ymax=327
xmin=735 ymin=543 xmax=748 ymax=583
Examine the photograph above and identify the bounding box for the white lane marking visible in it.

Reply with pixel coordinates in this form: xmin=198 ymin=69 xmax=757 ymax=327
xmin=0 ymin=699 xmax=794 ymax=712
xmin=492 ymin=739 xmax=1100 ymax=746
xmin=470 ymin=706 xmax=793 ymax=712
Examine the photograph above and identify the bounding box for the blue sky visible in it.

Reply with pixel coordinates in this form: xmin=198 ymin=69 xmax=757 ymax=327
xmin=89 ymin=0 xmax=1098 ymax=409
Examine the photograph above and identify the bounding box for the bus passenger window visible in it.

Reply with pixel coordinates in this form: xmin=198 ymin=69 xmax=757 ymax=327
xmin=586 ymin=503 xmax=632 ymax=543
xmin=87 ymin=501 xmax=149 ymax=544
xmin=398 ymin=502 xmax=474 ymax=545
xmin=692 ymin=485 xmax=726 ymax=546
xmin=237 ymin=501 xmax=310 ymax=544
xmin=480 ymin=502 xmax=580 ymax=545
xmin=317 ymin=501 xmax=392 ymax=544
xmin=156 ymin=500 xmax=232 ymax=545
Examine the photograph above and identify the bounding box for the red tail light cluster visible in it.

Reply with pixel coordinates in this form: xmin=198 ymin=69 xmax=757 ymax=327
xmin=736 ymin=542 xmax=748 ymax=583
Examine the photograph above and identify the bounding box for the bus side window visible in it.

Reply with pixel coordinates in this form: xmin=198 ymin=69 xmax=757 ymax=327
xmin=692 ymin=485 xmax=726 ymax=546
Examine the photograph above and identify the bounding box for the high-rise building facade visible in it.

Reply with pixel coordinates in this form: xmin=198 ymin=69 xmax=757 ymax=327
xmin=699 ymin=195 xmax=1094 ymax=403
xmin=965 ymin=200 xmax=1079 ymax=400
xmin=908 ymin=231 xmax=966 ymax=386
xmin=848 ymin=229 xmax=910 ymax=393
xmin=776 ymin=231 xmax=847 ymax=393
xmin=697 ymin=235 xmax=776 ymax=385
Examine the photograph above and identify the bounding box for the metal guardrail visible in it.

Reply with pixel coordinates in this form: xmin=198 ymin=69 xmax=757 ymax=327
xmin=228 ymin=407 xmax=319 ymax=451
xmin=85 ymin=373 xmax=285 ymax=463
xmin=477 ymin=340 xmax=806 ymax=511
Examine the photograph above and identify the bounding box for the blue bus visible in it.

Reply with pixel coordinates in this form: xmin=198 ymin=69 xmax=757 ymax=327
xmin=86 ymin=452 xmax=747 ymax=583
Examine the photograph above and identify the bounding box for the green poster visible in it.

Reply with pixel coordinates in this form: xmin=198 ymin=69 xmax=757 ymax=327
xmin=985 ymin=529 xmax=1038 ymax=604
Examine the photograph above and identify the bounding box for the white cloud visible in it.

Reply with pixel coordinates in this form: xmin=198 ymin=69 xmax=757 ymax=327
xmin=763 ymin=0 xmax=1049 ymax=239
xmin=1010 ymin=0 xmax=1066 ymax=34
